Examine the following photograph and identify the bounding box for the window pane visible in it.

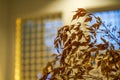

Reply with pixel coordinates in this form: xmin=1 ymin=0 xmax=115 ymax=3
xmin=21 ymin=13 xmax=63 ymax=80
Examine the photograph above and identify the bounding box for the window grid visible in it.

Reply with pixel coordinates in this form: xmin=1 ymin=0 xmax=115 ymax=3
xmin=21 ymin=14 xmax=62 ymax=80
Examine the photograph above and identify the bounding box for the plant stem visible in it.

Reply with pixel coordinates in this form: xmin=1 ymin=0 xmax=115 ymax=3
xmin=102 ymin=22 xmax=120 ymax=46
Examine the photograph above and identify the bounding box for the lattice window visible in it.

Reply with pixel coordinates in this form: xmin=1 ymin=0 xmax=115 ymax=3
xmin=21 ymin=13 xmax=63 ymax=80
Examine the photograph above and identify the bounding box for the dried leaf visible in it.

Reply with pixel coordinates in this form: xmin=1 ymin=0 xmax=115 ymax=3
xmin=86 ymin=35 xmax=91 ymax=43
xmin=97 ymin=61 xmax=101 ymax=68
xmin=78 ymin=34 xmax=82 ymax=41
xmin=110 ymin=44 xmax=115 ymax=50
xmin=71 ymin=33 xmax=76 ymax=40
xmin=86 ymin=27 xmax=94 ymax=31
xmin=74 ymin=23 xmax=81 ymax=30
xmin=95 ymin=16 xmax=102 ymax=22
xmin=97 ymin=44 xmax=108 ymax=50
xmin=84 ymin=16 xmax=92 ymax=22
xmin=87 ymin=66 xmax=94 ymax=71
xmin=70 ymin=24 xmax=75 ymax=30
xmin=62 ymin=33 xmax=68 ymax=43
xmin=72 ymin=14 xmax=78 ymax=21
xmin=64 ymin=39 xmax=71 ymax=47
xmin=110 ymin=69 xmax=117 ymax=72
xmin=91 ymin=23 xmax=100 ymax=29
xmin=90 ymin=48 xmax=98 ymax=52
xmin=72 ymin=8 xmax=87 ymax=21
xmin=78 ymin=11 xmax=86 ymax=17
xmin=77 ymin=8 xmax=86 ymax=12
xmin=101 ymin=37 xmax=107 ymax=44
xmin=54 ymin=42 xmax=58 ymax=48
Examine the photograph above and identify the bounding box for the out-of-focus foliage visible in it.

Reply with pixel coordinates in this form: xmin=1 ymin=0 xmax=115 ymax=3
xmin=40 ymin=8 xmax=120 ymax=80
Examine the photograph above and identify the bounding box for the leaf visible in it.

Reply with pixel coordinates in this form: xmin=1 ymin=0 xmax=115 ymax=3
xmin=86 ymin=27 xmax=94 ymax=31
xmin=95 ymin=16 xmax=102 ymax=22
xmin=62 ymin=33 xmax=68 ymax=43
xmin=61 ymin=25 xmax=69 ymax=30
xmin=74 ymin=23 xmax=81 ymax=30
xmin=110 ymin=69 xmax=117 ymax=72
xmin=72 ymin=41 xmax=80 ymax=46
xmin=97 ymin=61 xmax=101 ymax=68
xmin=110 ymin=44 xmax=115 ymax=50
xmin=91 ymin=23 xmax=100 ymax=29
xmin=90 ymin=48 xmax=98 ymax=52
xmin=78 ymin=34 xmax=82 ymax=41
xmin=78 ymin=12 xmax=86 ymax=17
xmin=67 ymin=70 xmax=72 ymax=75
xmin=85 ymin=35 xmax=91 ymax=43
xmin=72 ymin=14 xmax=78 ymax=21
xmin=95 ymin=50 xmax=99 ymax=58
xmin=77 ymin=30 xmax=83 ymax=41
xmin=101 ymin=37 xmax=107 ymax=44
xmin=71 ymin=47 xmax=78 ymax=54
xmin=87 ymin=66 xmax=94 ymax=71
xmin=84 ymin=16 xmax=92 ymax=22
xmin=77 ymin=8 xmax=86 ymax=12
xmin=61 ymin=25 xmax=70 ymax=33
xmin=54 ymin=41 xmax=58 ymax=48
xmin=72 ymin=8 xmax=87 ymax=21
xmin=93 ymin=32 xmax=96 ymax=37
xmin=71 ymin=33 xmax=76 ymax=40
xmin=96 ymin=44 xmax=107 ymax=50
xmin=70 ymin=24 xmax=75 ymax=30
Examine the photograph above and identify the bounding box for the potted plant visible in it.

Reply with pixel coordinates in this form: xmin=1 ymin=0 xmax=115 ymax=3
xmin=40 ymin=8 xmax=120 ymax=80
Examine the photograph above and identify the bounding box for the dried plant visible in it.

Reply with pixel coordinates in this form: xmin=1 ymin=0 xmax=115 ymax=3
xmin=40 ymin=8 xmax=120 ymax=80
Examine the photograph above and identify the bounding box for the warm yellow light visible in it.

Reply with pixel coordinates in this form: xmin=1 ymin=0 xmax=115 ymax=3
xmin=15 ymin=18 xmax=21 ymax=80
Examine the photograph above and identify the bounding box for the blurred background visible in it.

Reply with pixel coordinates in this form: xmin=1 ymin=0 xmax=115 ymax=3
xmin=0 ymin=0 xmax=120 ymax=80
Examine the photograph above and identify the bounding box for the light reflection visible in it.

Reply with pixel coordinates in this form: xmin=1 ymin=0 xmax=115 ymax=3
xmin=15 ymin=18 xmax=21 ymax=80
